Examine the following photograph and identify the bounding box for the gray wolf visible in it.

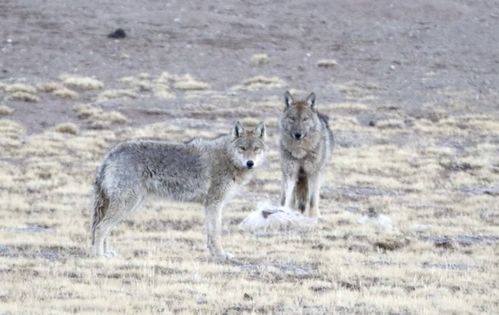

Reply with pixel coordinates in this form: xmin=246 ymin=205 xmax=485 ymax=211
xmin=279 ymin=91 xmax=334 ymax=217
xmin=91 ymin=121 xmax=267 ymax=259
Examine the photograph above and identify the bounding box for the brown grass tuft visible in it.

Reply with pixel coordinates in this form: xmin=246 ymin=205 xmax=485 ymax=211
xmin=38 ymin=82 xmax=79 ymax=99
xmin=317 ymin=59 xmax=338 ymax=68
xmin=60 ymin=74 xmax=104 ymax=90
xmin=173 ymin=74 xmax=210 ymax=91
xmin=0 ymin=105 xmax=14 ymax=116
xmin=5 ymin=83 xmax=37 ymax=94
xmin=73 ymin=104 xmax=127 ymax=128
xmin=97 ymin=89 xmax=138 ymax=101
xmin=250 ymin=53 xmax=270 ymax=65
xmin=53 ymin=122 xmax=79 ymax=135
xmin=7 ymin=91 xmax=40 ymax=102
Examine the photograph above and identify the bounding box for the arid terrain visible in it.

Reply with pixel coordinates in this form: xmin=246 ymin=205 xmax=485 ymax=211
xmin=0 ymin=0 xmax=498 ymax=314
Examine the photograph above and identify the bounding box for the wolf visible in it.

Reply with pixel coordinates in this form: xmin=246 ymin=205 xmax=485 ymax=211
xmin=279 ymin=91 xmax=334 ymax=217
xmin=91 ymin=121 xmax=267 ymax=259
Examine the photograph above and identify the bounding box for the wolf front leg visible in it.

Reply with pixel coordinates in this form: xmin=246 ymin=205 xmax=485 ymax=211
xmin=204 ymin=199 xmax=230 ymax=260
xmin=280 ymin=174 xmax=297 ymax=209
xmin=308 ymin=172 xmax=322 ymax=218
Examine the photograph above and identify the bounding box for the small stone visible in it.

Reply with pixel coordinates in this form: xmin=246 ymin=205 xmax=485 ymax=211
xmin=108 ymin=28 xmax=126 ymax=39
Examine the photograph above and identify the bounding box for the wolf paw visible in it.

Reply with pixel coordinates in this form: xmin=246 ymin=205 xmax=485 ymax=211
xmin=211 ymin=251 xmax=234 ymax=262
xmin=102 ymin=250 xmax=117 ymax=257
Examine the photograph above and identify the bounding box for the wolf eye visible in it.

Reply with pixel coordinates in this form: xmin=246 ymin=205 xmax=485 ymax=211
xmin=253 ymin=147 xmax=261 ymax=152
xmin=239 ymin=146 xmax=247 ymax=151
xmin=303 ymin=117 xmax=309 ymax=122
xmin=287 ymin=117 xmax=295 ymax=122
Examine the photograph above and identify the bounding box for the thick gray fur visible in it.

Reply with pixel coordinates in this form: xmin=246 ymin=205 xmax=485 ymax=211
xmin=279 ymin=91 xmax=334 ymax=217
xmin=91 ymin=121 xmax=267 ymax=259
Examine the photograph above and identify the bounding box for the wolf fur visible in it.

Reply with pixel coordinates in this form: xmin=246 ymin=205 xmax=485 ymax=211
xmin=279 ymin=91 xmax=334 ymax=217
xmin=91 ymin=121 xmax=267 ymax=259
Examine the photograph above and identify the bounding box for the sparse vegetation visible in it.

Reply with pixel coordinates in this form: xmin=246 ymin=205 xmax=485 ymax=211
xmin=53 ymin=122 xmax=79 ymax=135
xmin=0 ymin=75 xmax=498 ymax=314
xmin=174 ymin=74 xmax=210 ymax=91
xmin=38 ymin=82 xmax=79 ymax=99
xmin=317 ymin=59 xmax=337 ymax=68
xmin=73 ymin=103 xmax=128 ymax=128
xmin=1 ymin=1 xmax=498 ymax=312
xmin=250 ymin=53 xmax=270 ymax=65
xmin=60 ymin=74 xmax=104 ymax=90
xmin=97 ymin=89 xmax=138 ymax=101
xmin=0 ymin=104 xmax=14 ymax=115
xmin=7 ymin=91 xmax=40 ymax=102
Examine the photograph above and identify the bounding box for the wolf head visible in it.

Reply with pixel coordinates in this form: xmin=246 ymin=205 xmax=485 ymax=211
xmin=228 ymin=121 xmax=267 ymax=170
xmin=280 ymin=91 xmax=321 ymax=141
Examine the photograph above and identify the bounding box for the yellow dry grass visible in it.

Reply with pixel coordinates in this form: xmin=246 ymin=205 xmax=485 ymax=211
xmin=73 ymin=104 xmax=128 ymax=128
xmin=53 ymin=122 xmax=80 ymax=135
xmin=232 ymin=76 xmax=287 ymax=91
xmin=173 ymin=74 xmax=210 ymax=91
xmin=60 ymin=74 xmax=104 ymax=90
xmin=4 ymin=83 xmax=37 ymax=94
xmin=250 ymin=53 xmax=270 ymax=66
xmin=0 ymin=75 xmax=498 ymax=315
xmin=7 ymin=91 xmax=40 ymax=102
xmin=38 ymin=82 xmax=79 ymax=99
xmin=0 ymin=104 xmax=14 ymax=115
xmin=97 ymin=89 xmax=138 ymax=101
xmin=317 ymin=59 xmax=337 ymax=68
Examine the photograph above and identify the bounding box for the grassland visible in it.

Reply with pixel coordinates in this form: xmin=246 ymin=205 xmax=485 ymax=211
xmin=0 ymin=72 xmax=498 ymax=314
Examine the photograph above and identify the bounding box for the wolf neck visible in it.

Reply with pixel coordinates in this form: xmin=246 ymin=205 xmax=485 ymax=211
xmin=196 ymin=135 xmax=253 ymax=183
xmin=281 ymin=132 xmax=321 ymax=160
xmin=223 ymin=139 xmax=253 ymax=183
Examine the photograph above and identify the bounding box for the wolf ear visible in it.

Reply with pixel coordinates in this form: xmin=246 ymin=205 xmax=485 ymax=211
xmin=284 ymin=91 xmax=294 ymax=108
xmin=233 ymin=121 xmax=244 ymax=138
xmin=255 ymin=122 xmax=266 ymax=139
xmin=306 ymin=92 xmax=316 ymax=109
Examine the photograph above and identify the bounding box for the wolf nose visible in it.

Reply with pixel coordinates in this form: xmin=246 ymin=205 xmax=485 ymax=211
xmin=246 ymin=160 xmax=254 ymax=169
xmin=294 ymin=132 xmax=303 ymax=140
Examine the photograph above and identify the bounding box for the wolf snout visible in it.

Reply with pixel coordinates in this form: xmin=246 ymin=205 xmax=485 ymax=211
xmin=246 ymin=160 xmax=254 ymax=169
xmin=294 ymin=132 xmax=304 ymax=140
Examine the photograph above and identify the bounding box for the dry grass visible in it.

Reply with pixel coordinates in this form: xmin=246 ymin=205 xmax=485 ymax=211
xmin=97 ymin=89 xmax=138 ymax=101
xmin=0 ymin=104 xmax=14 ymax=115
xmin=250 ymin=53 xmax=270 ymax=65
xmin=0 ymin=74 xmax=498 ymax=315
xmin=53 ymin=122 xmax=80 ymax=135
xmin=4 ymin=83 xmax=40 ymax=102
xmin=60 ymin=74 xmax=104 ymax=90
xmin=233 ymin=75 xmax=287 ymax=91
xmin=4 ymin=83 xmax=37 ymax=94
xmin=7 ymin=91 xmax=40 ymax=102
xmin=38 ymin=82 xmax=79 ymax=99
xmin=73 ymin=104 xmax=128 ymax=128
xmin=173 ymin=74 xmax=210 ymax=91
xmin=317 ymin=59 xmax=337 ymax=68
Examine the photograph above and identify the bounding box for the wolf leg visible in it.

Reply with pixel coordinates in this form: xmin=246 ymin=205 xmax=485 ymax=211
xmin=205 ymin=201 xmax=230 ymax=259
xmin=308 ymin=173 xmax=322 ymax=218
xmin=281 ymin=175 xmax=297 ymax=209
xmin=94 ymin=195 xmax=143 ymax=257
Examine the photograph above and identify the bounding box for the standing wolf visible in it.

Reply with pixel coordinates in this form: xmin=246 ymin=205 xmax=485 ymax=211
xmin=279 ymin=91 xmax=334 ymax=217
xmin=91 ymin=121 xmax=266 ymax=259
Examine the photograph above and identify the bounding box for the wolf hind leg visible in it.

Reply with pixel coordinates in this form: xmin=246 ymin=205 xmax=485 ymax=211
xmin=93 ymin=194 xmax=144 ymax=257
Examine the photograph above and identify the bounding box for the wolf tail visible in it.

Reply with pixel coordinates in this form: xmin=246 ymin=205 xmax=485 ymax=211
xmin=91 ymin=174 xmax=109 ymax=245
xmin=295 ymin=168 xmax=308 ymax=213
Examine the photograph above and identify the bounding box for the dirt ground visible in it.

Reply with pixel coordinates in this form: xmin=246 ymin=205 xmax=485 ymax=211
xmin=0 ymin=0 xmax=498 ymax=314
